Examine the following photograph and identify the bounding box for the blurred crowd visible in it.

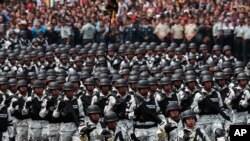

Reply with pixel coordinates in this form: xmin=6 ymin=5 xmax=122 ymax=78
xmin=0 ymin=0 xmax=249 ymax=141
xmin=0 ymin=0 xmax=249 ymax=61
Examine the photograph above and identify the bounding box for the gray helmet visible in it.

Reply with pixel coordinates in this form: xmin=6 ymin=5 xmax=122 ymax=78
xmin=99 ymin=78 xmax=111 ymax=86
xmin=74 ymin=56 xmax=83 ymax=62
xmin=7 ymin=71 xmax=16 ymax=78
xmin=63 ymin=82 xmax=75 ymax=91
xmin=166 ymin=102 xmax=180 ymax=113
xmin=140 ymin=65 xmax=149 ymax=72
xmin=214 ymin=72 xmax=225 ymax=80
xmin=80 ymin=72 xmax=90 ymax=79
xmin=223 ymin=68 xmax=233 ymax=75
xmin=171 ymin=74 xmax=182 ymax=81
xmin=0 ymin=77 xmax=8 ymax=85
xmin=17 ymin=80 xmax=28 ymax=88
xmin=38 ymin=73 xmax=46 ymax=80
xmin=212 ymin=45 xmax=221 ymax=51
xmin=201 ymin=75 xmax=213 ymax=84
xmin=185 ymin=75 xmax=196 ymax=83
xmin=120 ymin=69 xmax=130 ymax=75
xmin=56 ymin=76 xmax=66 ymax=83
xmin=199 ymin=44 xmax=208 ymax=51
xmin=112 ymin=74 xmax=122 ymax=83
xmin=237 ymin=72 xmax=249 ymax=81
xmin=162 ymin=66 xmax=173 ymax=73
xmin=150 ymin=67 xmax=161 ymax=74
xmin=185 ymin=70 xmax=196 ymax=76
xmin=189 ymin=43 xmax=197 ymax=49
xmin=170 ymin=42 xmax=177 ymax=48
xmin=138 ymin=80 xmax=150 ymax=88
xmin=57 ymin=69 xmax=67 ymax=77
xmin=46 ymin=69 xmax=57 ymax=76
xmin=115 ymin=79 xmax=128 ymax=87
xmin=234 ymin=68 xmax=244 ymax=76
xmin=84 ymin=78 xmax=95 ymax=85
xmin=68 ymin=76 xmax=80 ymax=82
xmin=139 ymin=72 xmax=150 ymax=80
xmin=223 ymin=45 xmax=231 ymax=52
xmin=46 ymin=76 xmax=57 ymax=82
xmin=16 ymin=72 xmax=26 ymax=80
xmin=45 ymin=52 xmax=54 ymax=58
xmin=181 ymin=110 xmax=197 ymax=122
xmin=60 ymin=53 xmax=68 ymax=59
xmin=87 ymin=105 xmax=101 ymax=115
xmin=235 ymin=61 xmax=245 ymax=68
xmin=185 ymin=64 xmax=194 ymax=71
xmin=128 ymin=76 xmax=139 ymax=83
xmin=160 ymin=77 xmax=172 ymax=85
xmin=148 ymin=77 xmax=157 ymax=85
xmin=104 ymin=111 xmax=118 ymax=122
xmin=32 ymin=80 xmax=44 ymax=88
xmin=155 ymin=73 xmax=164 ymax=81
xmin=48 ymin=82 xmax=60 ymax=90
xmin=8 ymin=78 xmax=17 ymax=86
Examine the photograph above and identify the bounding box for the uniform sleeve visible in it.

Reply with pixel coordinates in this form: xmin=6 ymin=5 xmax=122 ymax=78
xmin=191 ymin=93 xmax=202 ymax=114
xmin=39 ymin=99 xmax=49 ymax=118
xmin=52 ymin=101 xmax=61 ymax=118
xmin=240 ymin=90 xmax=250 ymax=108
xmin=77 ymin=98 xmax=85 ymax=124
xmin=104 ymin=96 xmax=116 ymax=113
xmin=22 ymin=97 xmax=32 ymax=115
xmin=91 ymin=95 xmax=98 ymax=105
xmin=216 ymin=91 xmax=224 ymax=108
xmin=127 ymin=95 xmax=137 ymax=120
xmin=200 ymin=128 xmax=211 ymax=141
xmin=8 ymin=98 xmax=17 ymax=114
xmin=225 ymin=88 xmax=235 ymax=108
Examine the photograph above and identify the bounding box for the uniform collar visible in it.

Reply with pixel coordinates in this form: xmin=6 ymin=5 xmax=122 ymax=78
xmin=63 ymin=96 xmax=77 ymax=101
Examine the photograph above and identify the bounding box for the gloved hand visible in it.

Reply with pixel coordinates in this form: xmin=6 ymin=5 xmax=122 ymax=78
xmin=25 ymin=100 xmax=33 ymax=108
xmin=198 ymin=98 xmax=206 ymax=110
xmin=58 ymin=101 xmax=65 ymax=110
xmin=12 ymin=101 xmax=18 ymax=108
xmin=101 ymin=129 xmax=111 ymax=138
xmin=164 ymin=124 xmax=177 ymax=133
xmin=46 ymin=99 xmax=54 ymax=110
xmin=79 ymin=125 xmax=96 ymax=135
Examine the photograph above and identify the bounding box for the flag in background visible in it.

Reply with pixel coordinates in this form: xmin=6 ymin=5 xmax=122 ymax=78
xmin=106 ymin=0 xmax=118 ymax=19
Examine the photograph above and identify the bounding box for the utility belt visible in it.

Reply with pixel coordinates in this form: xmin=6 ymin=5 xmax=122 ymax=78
xmin=134 ymin=122 xmax=157 ymax=129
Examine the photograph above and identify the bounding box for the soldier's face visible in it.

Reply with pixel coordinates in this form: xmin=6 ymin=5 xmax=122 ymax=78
xmin=130 ymin=83 xmax=137 ymax=90
xmin=163 ymin=84 xmax=172 ymax=92
xmin=19 ymin=85 xmax=28 ymax=93
xmin=72 ymin=81 xmax=80 ymax=89
xmin=203 ymin=81 xmax=212 ymax=90
xmin=187 ymin=81 xmax=196 ymax=89
xmin=217 ymin=79 xmax=225 ymax=87
xmin=10 ymin=85 xmax=16 ymax=92
xmin=101 ymin=85 xmax=110 ymax=93
xmin=117 ymin=86 xmax=128 ymax=95
xmin=185 ymin=117 xmax=196 ymax=128
xmin=51 ymin=89 xmax=61 ymax=97
xmin=224 ymin=50 xmax=231 ymax=56
xmin=86 ymin=85 xmax=95 ymax=91
xmin=90 ymin=113 xmax=100 ymax=122
xmin=173 ymin=80 xmax=182 ymax=88
xmin=150 ymin=84 xmax=157 ymax=91
xmin=239 ymin=79 xmax=248 ymax=87
xmin=0 ymin=84 xmax=7 ymax=91
xmin=169 ymin=109 xmax=180 ymax=118
xmin=214 ymin=50 xmax=221 ymax=56
xmin=139 ymin=88 xmax=149 ymax=96
xmin=108 ymin=50 xmax=115 ymax=56
xmin=106 ymin=121 xmax=117 ymax=130
xmin=34 ymin=87 xmax=44 ymax=95
xmin=65 ymin=90 xmax=75 ymax=98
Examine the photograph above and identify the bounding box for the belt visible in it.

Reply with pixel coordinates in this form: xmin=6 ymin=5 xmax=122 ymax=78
xmin=134 ymin=123 xmax=157 ymax=129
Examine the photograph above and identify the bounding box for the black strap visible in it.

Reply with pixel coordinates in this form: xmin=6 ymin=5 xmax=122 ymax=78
xmin=114 ymin=131 xmax=124 ymax=141
xmin=194 ymin=128 xmax=205 ymax=141
xmin=0 ymin=132 xmax=2 ymax=141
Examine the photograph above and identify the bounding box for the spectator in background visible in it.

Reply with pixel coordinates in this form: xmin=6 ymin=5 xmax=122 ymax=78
xmin=81 ymin=18 xmax=96 ymax=46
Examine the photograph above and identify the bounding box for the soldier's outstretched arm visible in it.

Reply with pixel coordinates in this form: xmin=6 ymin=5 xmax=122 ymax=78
xmin=191 ymin=93 xmax=202 ymax=113
xmin=39 ymin=99 xmax=49 ymax=118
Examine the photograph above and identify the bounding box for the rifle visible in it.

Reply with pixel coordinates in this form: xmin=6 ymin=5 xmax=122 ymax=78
xmin=133 ymin=93 xmax=162 ymax=124
xmin=202 ymin=95 xmax=231 ymax=121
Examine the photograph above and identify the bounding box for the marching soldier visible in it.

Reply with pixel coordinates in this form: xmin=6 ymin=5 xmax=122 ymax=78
xmin=80 ymin=78 xmax=95 ymax=113
xmin=40 ymin=82 xmax=62 ymax=141
xmin=113 ymin=79 xmax=133 ymax=139
xmin=22 ymin=80 xmax=49 ymax=141
xmin=9 ymin=80 xmax=30 ymax=141
xmin=178 ymin=75 xmax=200 ymax=112
xmin=191 ymin=75 xmax=227 ymax=140
xmin=128 ymin=80 xmax=166 ymax=141
xmin=218 ymin=45 xmax=237 ymax=68
xmin=79 ymin=105 xmax=103 ymax=141
xmin=177 ymin=110 xmax=211 ymax=141
xmin=225 ymin=72 xmax=250 ymax=125
xmin=18 ymin=30 xmax=30 ymax=48
xmin=164 ymin=102 xmax=182 ymax=141
xmin=156 ymin=77 xmax=179 ymax=116
xmin=53 ymin=82 xmax=85 ymax=141
xmin=0 ymin=94 xmax=12 ymax=141
xmin=91 ymin=78 xmax=116 ymax=115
